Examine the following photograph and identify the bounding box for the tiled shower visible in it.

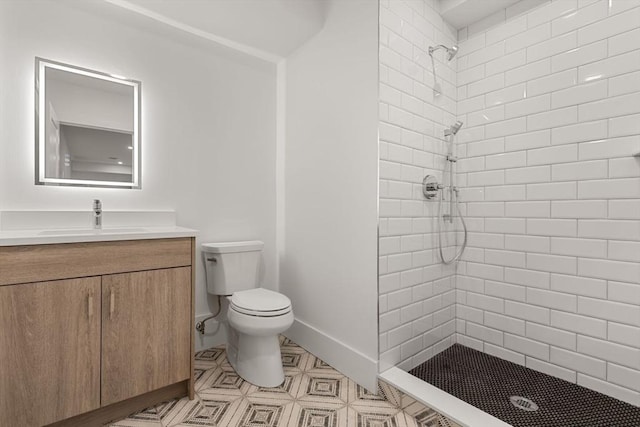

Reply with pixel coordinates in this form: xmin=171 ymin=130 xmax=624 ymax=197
xmin=378 ymin=0 xmax=639 ymax=408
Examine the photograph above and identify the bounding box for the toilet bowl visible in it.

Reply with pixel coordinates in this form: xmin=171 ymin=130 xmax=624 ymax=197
xmin=202 ymin=241 xmax=294 ymax=387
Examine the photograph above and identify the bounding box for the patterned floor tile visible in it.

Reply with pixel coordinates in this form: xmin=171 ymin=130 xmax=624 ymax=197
xmin=113 ymin=337 xmax=459 ymax=427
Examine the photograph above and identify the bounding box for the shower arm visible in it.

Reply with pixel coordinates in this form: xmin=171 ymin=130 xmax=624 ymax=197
xmin=428 ymin=45 xmax=450 ymax=56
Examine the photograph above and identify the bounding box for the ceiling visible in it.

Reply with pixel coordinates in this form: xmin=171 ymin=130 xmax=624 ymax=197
xmin=440 ymin=0 xmax=535 ymax=29
xmin=99 ymin=0 xmax=328 ymax=61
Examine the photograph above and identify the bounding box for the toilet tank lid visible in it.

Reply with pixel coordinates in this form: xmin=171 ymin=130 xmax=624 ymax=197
xmin=202 ymin=240 xmax=264 ymax=254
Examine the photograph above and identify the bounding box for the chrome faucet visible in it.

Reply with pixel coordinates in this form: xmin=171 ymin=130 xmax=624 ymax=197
xmin=93 ymin=199 xmax=102 ymax=229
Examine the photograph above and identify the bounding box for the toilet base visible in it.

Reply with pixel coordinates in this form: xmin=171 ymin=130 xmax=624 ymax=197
xmin=227 ymin=330 xmax=285 ymax=387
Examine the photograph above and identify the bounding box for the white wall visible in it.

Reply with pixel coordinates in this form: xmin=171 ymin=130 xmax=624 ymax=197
xmin=0 ymin=0 xmax=277 ymax=350
xmin=281 ymin=0 xmax=380 ymax=390
xmin=378 ymin=0 xmax=459 ymax=372
xmin=455 ymin=0 xmax=640 ymax=406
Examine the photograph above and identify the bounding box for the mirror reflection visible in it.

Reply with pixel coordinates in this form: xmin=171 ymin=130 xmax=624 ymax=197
xmin=36 ymin=58 xmax=141 ymax=188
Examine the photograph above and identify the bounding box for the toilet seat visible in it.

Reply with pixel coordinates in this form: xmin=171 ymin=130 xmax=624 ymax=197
xmin=230 ymin=288 xmax=291 ymax=317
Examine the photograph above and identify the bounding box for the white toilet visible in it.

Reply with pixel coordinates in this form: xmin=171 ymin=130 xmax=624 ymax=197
xmin=202 ymin=241 xmax=293 ymax=387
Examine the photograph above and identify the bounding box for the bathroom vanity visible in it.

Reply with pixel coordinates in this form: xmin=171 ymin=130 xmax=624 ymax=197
xmin=0 ymin=232 xmax=196 ymax=427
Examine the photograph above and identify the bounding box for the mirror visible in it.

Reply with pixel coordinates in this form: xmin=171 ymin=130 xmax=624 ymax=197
xmin=35 ymin=58 xmax=141 ymax=188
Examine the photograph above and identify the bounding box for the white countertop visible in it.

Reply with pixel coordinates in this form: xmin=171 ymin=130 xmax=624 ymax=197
xmin=0 ymin=226 xmax=197 ymax=246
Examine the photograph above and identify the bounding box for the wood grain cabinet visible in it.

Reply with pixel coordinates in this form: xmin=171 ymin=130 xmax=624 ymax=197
xmin=0 ymin=238 xmax=195 ymax=427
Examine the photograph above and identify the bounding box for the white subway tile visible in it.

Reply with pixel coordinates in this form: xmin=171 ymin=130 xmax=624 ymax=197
xmin=466 ymin=137 xmax=505 ymax=157
xmin=506 ymin=165 xmax=551 ymax=184
xmin=485 ymin=312 xmax=526 ymax=335
xmin=527 ymin=182 xmax=577 ymax=201
xmin=527 ymin=106 xmax=578 ymax=131
xmin=467 ymin=262 xmax=505 ymax=281
xmin=505 ymin=267 xmax=551 ymax=288
xmin=458 ymin=64 xmax=486 ymax=86
xmin=579 ymin=50 xmax=640 ymax=84
xmin=505 ymin=58 xmax=551 ymax=86
xmin=458 ymin=95 xmax=486 ymax=115
xmin=528 ymin=144 xmax=578 ymax=166
xmin=527 ymin=253 xmax=577 ymax=274
xmin=551 ymin=120 xmax=607 ymax=145
xmin=579 ymin=178 xmax=640 ymax=199
xmin=578 ymin=5 xmax=640 ymax=45
xmin=528 ymin=287 xmax=578 ymax=312
xmin=578 ymin=258 xmax=640 ymax=283
xmin=609 ymin=322 xmax=640 ymax=349
xmin=550 ymin=273 xmax=607 ymax=298
xmin=485 ymin=279 xmax=527 ymax=301
xmin=505 ymin=94 xmax=551 ymax=119
xmin=485 ymin=218 xmax=527 ymax=234
xmin=551 ymin=40 xmax=607 ymax=72
xmin=527 ymin=0 xmax=578 ymax=28
xmin=467 ymin=105 xmax=505 ymax=127
xmin=608 ymin=363 xmax=640 ymax=394
xmin=486 ymin=84 xmax=527 ymax=107
xmin=608 ymin=0 xmax=640 ymax=15
xmin=609 ymin=70 xmax=640 ymax=97
xmin=608 ymin=27 xmax=640 ymax=56
xmin=610 ymin=157 xmax=640 ymax=179
xmin=551 ymin=347 xmax=606 ymax=378
xmin=485 ymin=249 xmax=527 ymax=267
xmin=579 ymin=92 xmax=640 ymax=122
xmin=486 ymin=49 xmax=527 ymax=76
xmin=527 ymin=322 xmax=577 ymax=350
xmin=551 ymin=237 xmax=607 ymax=258
xmin=458 ymin=33 xmax=486 ymax=56
xmin=551 ymin=80 xmax=607 ymax=109
xmin=579 ymin=135 xmax=640 ymax=160
xmin=458 ymin=304 xmax=484 ymax=324
xmin=578 ymin=335 xmax=640 ymax=369
xmin=505 ymin=333 xmax=550 ymax=360
xmin=505 ymin=300 xmax=551 ymax=323
xmin=578 ymin=219 xmax=640 ymax=240
xmin=579 ymin=296 xmax=640 ymax=326
xmin=527 ymin=69 xmax=578 ymax=97
xmin=485 ymin=185 xmax=527 ymax=201
xmin=552 ymin=160 xmax=608 ymax=181
xmin=528 ymin=31 xmax=577 ymax=63
xmin=468 ymin=202 xmax=505 ymax=217
xmin=467 ymin=232 xmax=505 ymax=249
xmin=526 ymin=356 xmax=577 ymax=382
xmin=387 ymin=253 xmax=413 ymax=273
xmin=458 ymin=156 xmax=486 ymax=172
xmin=467 ymin=322 xmax=504 ymax=346
xmin=468 ymin=74 xmax=505 ymax=97
xmin=504 ymin=130 xmax=551 ymax=152
xmin=485 ymin=151 xmax=527 ymax=169
xmin=485 ymin=342 xmax=526 ymax=365
xmin=551 ymin=0 xmax=607 ymax=36
xmin=505 ymin=234 xmax=550 ymax=253
xmin=505 ymin=201 xmax=550 ymax=217
xmin=551 ymin=310 xmax=607 ymax=338
xmin=609 ymin=200 xmax=640 ymax=220
xmin=486 ymin=117 xmax=529 ymax=138
xmin=506 ymin=22 xmax=551 ymax=53
xmin=486 ymin=15 xmax=527 ymax=45
xmin=609 ymin=281 xmax=640 ymax=306
xmin=552 ymin=200 xmax=607 ymax=218
xmin=466 ymin=291 xmax=505 ymax=313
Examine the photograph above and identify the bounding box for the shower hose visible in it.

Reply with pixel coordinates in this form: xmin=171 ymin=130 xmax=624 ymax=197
xmin=437 ymin=185 xmax=468 ymax=265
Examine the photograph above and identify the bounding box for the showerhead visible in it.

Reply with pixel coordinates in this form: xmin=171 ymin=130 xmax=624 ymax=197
xmin=447 ymin=45 xmax=459 ymax=61
xmin=428 ymin=44 xmax=459 ymax=62
xmin=444 ymin=121 xmax=464 ymax=136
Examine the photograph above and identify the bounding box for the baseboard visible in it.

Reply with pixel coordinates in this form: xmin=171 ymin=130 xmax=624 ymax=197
xmin=284 ymin=318 xmax=378 ymax=392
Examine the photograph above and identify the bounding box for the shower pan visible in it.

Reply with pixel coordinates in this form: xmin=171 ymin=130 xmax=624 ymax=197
xmin=423 ymin=121 xmax=467 ymax=265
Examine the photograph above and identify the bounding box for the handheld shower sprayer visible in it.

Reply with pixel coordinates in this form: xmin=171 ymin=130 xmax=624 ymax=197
xmin=422 ymin=121 xmax=468 ymax=265
xmin=428 ymin=44 xmax=459 ymax=96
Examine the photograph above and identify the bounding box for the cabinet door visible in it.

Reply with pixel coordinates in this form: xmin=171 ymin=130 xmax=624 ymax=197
xmin=101 ymin=267 xmax=191 ymax=405
xmin=0 ymin=277 xmax=101 ymax=427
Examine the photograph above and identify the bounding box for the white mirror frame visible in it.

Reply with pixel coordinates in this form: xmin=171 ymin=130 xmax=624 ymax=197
xmin=35 ymin=58 xmax=141 ymax=189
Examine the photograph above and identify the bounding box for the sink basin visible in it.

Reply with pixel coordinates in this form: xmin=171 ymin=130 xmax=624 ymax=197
xmin=38 ymin=228 xmax=148 ymax=236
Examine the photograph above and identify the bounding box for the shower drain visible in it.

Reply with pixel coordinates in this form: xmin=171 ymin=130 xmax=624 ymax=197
xmin=509 ymin=396 xmax=539 ymax=412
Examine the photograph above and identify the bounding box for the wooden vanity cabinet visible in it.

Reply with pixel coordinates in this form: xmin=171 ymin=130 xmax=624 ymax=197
xmin=0 ymin=238 xmax=195 ymax=427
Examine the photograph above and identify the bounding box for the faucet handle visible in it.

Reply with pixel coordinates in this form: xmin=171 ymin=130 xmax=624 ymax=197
xmin=93 ymin=199 xmax=102 ymax=211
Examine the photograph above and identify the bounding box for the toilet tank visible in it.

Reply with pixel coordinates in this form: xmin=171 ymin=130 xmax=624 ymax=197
xmin=202 ymin=241 xmax=264 ymax=295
